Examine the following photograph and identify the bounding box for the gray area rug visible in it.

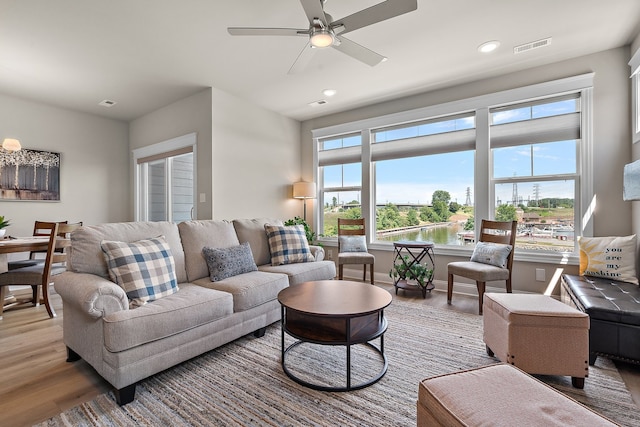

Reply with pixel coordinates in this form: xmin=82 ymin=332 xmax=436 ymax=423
xmin=37 ymin=296 xmax=640 ymax=426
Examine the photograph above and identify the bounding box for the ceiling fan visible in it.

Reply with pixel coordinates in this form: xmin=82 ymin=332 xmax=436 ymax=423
xmin=227 ymin=0 xmax=418 ymax=73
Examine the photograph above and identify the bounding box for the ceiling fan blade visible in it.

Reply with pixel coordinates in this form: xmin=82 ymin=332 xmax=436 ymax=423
xmin=228 ymin=27 xmax=307 ymax=37
xmin=299 ymin=0 xmax=328 ymax=26
xmin=331 ymin=0 xmax=417 ymax=35
xmin=332 ymin=36 xmax=386 ymax=67
xmin=288 ymin=42 xmax=316 ymax=74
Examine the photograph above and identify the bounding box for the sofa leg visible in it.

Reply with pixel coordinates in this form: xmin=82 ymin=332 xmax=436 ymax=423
xmin=114 ymin=384 xmax=136 ymax=405
xmin=253 ymin=327 xmax=266 ymax=338
xmin=571 ymin=377 xmax=585 ymax=389
xmin=66 ymin=346 xmax=81 ymax=362
xmin=486 ymin=345 xmax=494 ymax=357
xmin=589 ymin=352 xmax=597 ymax=366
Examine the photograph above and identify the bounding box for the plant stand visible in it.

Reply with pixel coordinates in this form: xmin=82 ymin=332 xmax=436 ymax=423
xmin=392 ymin=241 xmax=435 ymax=298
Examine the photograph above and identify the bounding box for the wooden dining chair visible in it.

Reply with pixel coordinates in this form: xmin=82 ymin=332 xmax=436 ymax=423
xmin=337 ymin=218 xmax=375 ymax=284
xmin=0 ymin=222 xmax=78 ymax=319
xmin=7 ymin=220 xmax=68 ymax=270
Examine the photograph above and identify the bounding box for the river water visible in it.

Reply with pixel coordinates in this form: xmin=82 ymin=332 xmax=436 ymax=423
xmin=377 ymin=223 xmax=465 ymax=245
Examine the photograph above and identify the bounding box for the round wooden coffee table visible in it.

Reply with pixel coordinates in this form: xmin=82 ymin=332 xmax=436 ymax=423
xmin=278 ymin=280 xmax=392 ymax=391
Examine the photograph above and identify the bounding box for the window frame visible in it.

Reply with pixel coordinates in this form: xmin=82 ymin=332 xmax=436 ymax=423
xmin=312 ymin=74 xmax=594 ymax=264
xmin=630 ymin=48 xmax=640 ymax=143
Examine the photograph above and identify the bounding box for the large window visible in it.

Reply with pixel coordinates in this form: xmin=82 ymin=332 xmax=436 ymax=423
xmin=313 ymin=75 xmax=593 ymax=256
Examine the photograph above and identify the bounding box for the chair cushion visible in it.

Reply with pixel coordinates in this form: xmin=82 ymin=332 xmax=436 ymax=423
xmin=470 ymin=242 xmax=512 ymax=268
xmin=264 ymin=224 xmax=314 ymax=266
xmin=578 ymin=235 xmax=638 ymax=284
xmin=338 ymin=251 xmax=375 ymax=265
xmin=339 ymin=235 xmax=367 ymax=252
xmin=202 ymin=242 xmax=257 ymax=281
xmin=448 ymin=260 xmax=509 ymax=282
xmin=178 ymin=220 xmax=240 ymax=282
xmin=101 ymin=236 xmax=179 ymax=308
xmin=232 ymin=218 xmax=282 ymax=266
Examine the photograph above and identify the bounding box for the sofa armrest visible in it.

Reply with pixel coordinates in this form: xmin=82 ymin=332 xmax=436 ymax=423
xmin=54 ymin=271 xmax=128 ymax=319
xmin=309 ymin=245 xmax=325 ymax=262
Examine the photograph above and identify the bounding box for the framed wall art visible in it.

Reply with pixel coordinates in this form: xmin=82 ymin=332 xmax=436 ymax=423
xmin=0 ymin=148 xmax=60 ymax=201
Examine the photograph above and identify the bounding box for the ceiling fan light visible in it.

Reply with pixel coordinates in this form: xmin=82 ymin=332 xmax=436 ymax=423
xmin=310 ymin=28 xmax=334 ymax=48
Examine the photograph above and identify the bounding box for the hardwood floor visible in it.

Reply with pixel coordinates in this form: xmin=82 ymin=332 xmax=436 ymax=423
xmin=0 ymin=283 xmax=638 ymax=427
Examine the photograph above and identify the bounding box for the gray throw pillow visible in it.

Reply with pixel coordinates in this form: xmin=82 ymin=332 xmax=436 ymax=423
xmin=202 ymin=242 xmax=258 ymax=281
xmin=339 ymin=235 xmax=368 ymax=253
xmin=470 ymin=242 xmax=512 ymax=268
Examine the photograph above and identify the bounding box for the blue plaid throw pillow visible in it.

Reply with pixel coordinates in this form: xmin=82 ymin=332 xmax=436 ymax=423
xmin=101 ymin=236 xmax=179 ymax=307
xmin=264 ymin=224 xmax=315 ymax=266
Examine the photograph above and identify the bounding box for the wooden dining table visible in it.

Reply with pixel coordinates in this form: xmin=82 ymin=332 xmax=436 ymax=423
xmin=0 ymin=237 xmax=50 ymax=311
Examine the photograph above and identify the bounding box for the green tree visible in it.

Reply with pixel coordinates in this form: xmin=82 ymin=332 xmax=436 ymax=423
xmin=432 ymin=200 xmax=451 ymax=222
xmin=345 ymin=207 xmax=362 ymax=219
xmin=449 ymin=201 xmax=461 ymax=214
xmin=332 ymin=196 xmax=337 ymax=208
xmin=406 ymin=208 xmax=420 ymax=226
xmin=496 ymin=204 xmax=518 ymax=221
xmin=432 ymin=190 xmax=451 ymax=205
xmin=464 ymin=216 xmax=474 ymax=230
xmin=419 ymin=206 xmax=441 ymax=223
xmin=376 ymin=203 xmax=402 ymax=230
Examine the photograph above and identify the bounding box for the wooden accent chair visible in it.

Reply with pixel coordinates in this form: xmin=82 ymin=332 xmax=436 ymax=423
xmin=447 ymin=219 xmax=517 ymax=314
xmin=337 ymin=218 xmax=375 ymax=284
xmin=0 ymin=222 xmax=79 ymax=318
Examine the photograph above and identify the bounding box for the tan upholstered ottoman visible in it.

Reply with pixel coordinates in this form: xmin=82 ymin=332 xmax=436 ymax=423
xmin=483 ymin=292 xmax=589 ymax=388
xmin=417 ymin=364 xmax=617 ymax=427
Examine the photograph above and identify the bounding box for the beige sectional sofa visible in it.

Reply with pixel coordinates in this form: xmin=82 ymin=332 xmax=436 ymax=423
xmin=54 ymin=218 xmax=335 ymax=405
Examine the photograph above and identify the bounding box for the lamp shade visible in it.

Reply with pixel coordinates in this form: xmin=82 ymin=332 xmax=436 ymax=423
xmin=2 ymin=138 xmax=21 ymax=152
xmin=293 ymin=181 xmax=316 ymax=199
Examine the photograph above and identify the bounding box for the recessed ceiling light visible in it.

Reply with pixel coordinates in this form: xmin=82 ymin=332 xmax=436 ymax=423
xmin=322 ymin=89 xmax=337 ymax=97
xmin=478 ymin=41 xmax=500 ymax=53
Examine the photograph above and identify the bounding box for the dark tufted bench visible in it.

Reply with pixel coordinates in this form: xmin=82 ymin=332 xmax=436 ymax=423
xmin=561 ymin=274 xmax=640 ymax=365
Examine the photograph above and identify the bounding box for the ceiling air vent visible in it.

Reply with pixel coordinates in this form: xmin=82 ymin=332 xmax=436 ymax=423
xmin=514 ymin=37 xmax=552 ymax=54
xmin=308 ymin=99 xmax=328 ymax=107
xmin=99 ymin=99 xmax=117 ymax=107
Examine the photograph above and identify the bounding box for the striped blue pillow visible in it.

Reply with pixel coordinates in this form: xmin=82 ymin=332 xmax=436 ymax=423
xmin=101 ymin=236 xmax=179 ymax=307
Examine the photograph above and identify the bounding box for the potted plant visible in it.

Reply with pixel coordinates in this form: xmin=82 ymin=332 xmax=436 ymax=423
xmin=389 ymin=256 xmax=434 ymax=289
xmin=284 ymin=216 xmax=317 ymax=245
xmin=0 ymin=215 xmax=10 ymax=239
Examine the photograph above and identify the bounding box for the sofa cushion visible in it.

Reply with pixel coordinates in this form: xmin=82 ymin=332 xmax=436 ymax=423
xmin=69 ymin=221 xmax=187 ymax=283
xmin=259 ymin=260 xmax=337 ymax=286
xmin=192 ymin=270 xmax=289 ymax=312
xmin=178 ymin=220 xmax=240 ymax=282
xmin=264 ymin=224 xmax=314 ymax=266
xmin=578 ymin=235 xmax=638 ymax=284
xmin=103 ymin=283 xmax=233 ymax=353
xmin=233 ymin=218 xmax=283 ymax=266
xmin=101 ymin=236 xmax=179 ymax=308
xmin=470 ymin=242 xmax=512 ymax=268
xmin=203 ymin=242 xmax=258 ymax=281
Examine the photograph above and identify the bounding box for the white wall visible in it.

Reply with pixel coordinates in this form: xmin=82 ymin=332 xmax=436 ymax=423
xmin=0 ymin=93 xmax=129 ymax=237
xmin=129 ymin=87 xmax=302 ymax=222
xmin=210 ymin=88 xmax=302 ymax=220
xmin=302 ymin=47 xmax=632 ymax=294
xmin=129 ymin=88 xmax=213 ymax=219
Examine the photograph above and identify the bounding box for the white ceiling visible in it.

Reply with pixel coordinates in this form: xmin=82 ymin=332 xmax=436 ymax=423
xmin=1 ymin=0 xmax=639 ymax=122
